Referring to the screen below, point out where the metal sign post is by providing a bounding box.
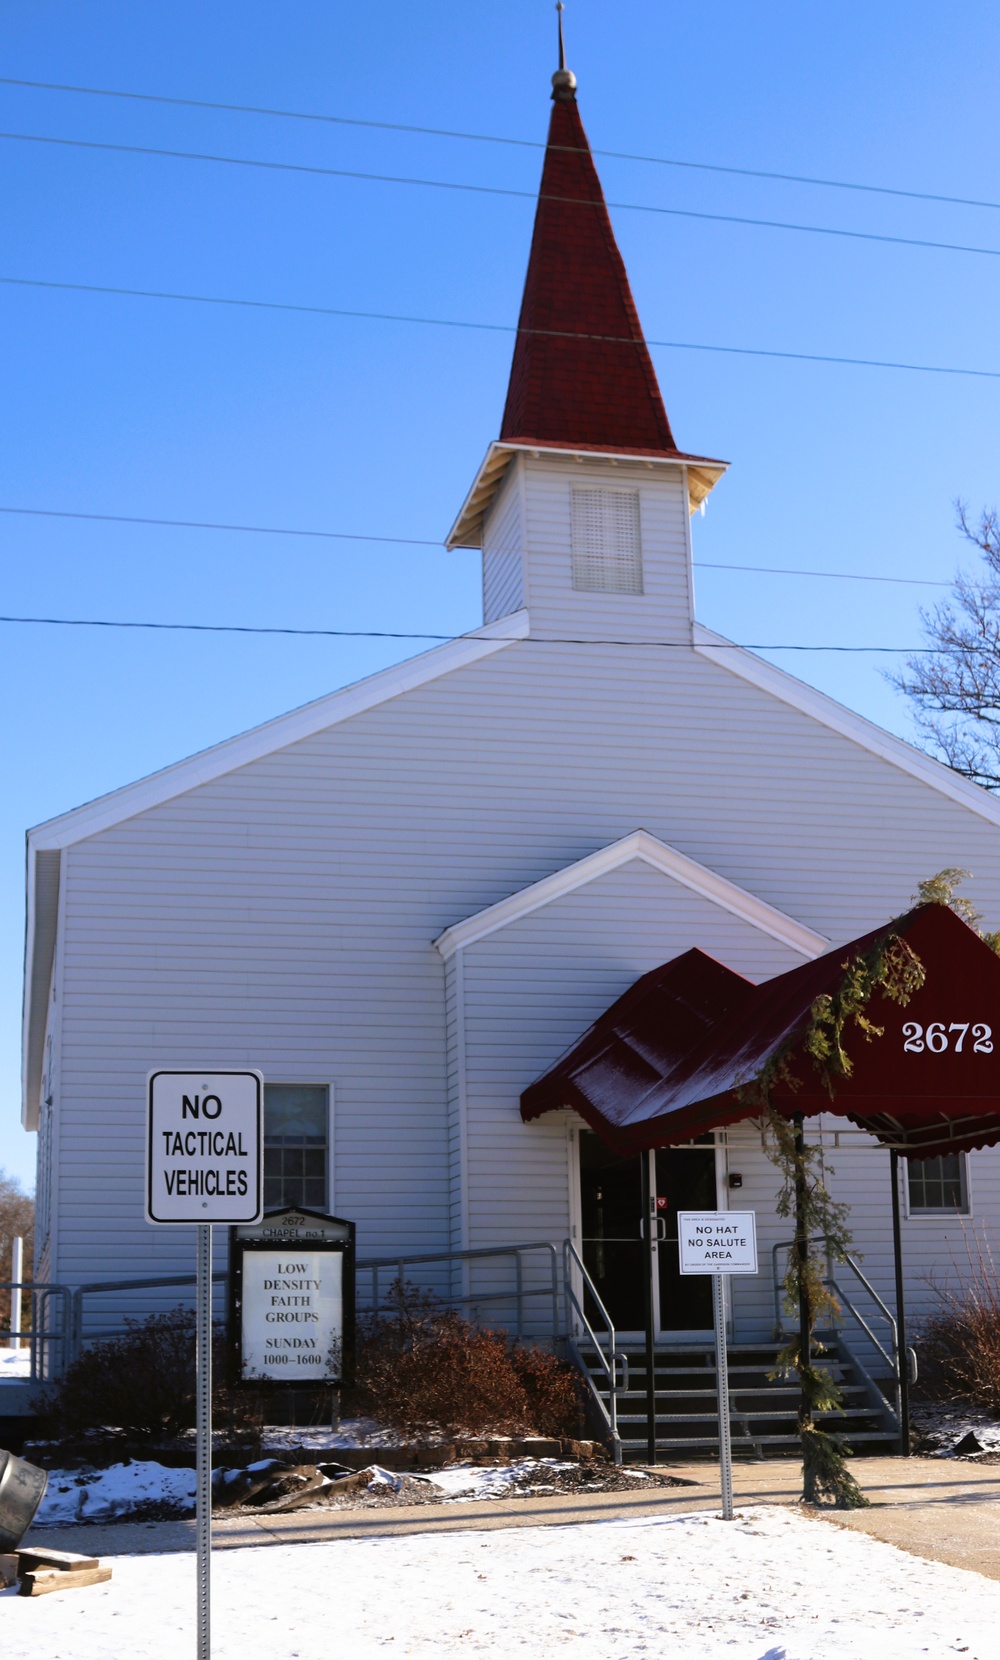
[196,1224,212,1658]
[711,1272,734,1518]
[677,1210,758,1522]
[146,1070,263,1660]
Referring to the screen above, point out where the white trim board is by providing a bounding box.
[28,613,530,852]
[433,829,828,961]
[693,622,1000,829]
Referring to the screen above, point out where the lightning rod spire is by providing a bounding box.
[552,3,577,100]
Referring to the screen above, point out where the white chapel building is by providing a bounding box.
[21,57,1000,1447]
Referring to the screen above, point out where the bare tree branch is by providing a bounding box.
[889,503,1000,789]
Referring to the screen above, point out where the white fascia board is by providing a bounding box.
[28,613,529,853]
[446,441,723,548]
[434,828,828,960]
[693,622,1000,829]
[21,843,38,1128]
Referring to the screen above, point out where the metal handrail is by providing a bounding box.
[771,1240,898,1346]
[771,1236,903,1427]
[356,1241,561,1341]
[69,1271,229,1362]
[0,1282,73,1382]
[563,1239,627,1464]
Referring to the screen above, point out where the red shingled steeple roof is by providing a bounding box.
[500,84,679,456]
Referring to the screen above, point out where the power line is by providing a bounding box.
[6,128,1000,262]
[0,612,946,651]
[696,561,949,589]
[0,505,442,548]
[4,275,998,384]
[5,74,1000,217]
[0,506,953,588]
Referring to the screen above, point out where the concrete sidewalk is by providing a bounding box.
[21,1456,1000,1577]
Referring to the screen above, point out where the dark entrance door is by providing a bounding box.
[578,1132,718,1336]
[654,1145,716,1335]
[578,1131,645,1333]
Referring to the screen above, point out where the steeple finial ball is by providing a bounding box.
[552,1,577,100]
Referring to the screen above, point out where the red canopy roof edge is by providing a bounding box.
[521,904,1000,1158]
[500,89,679,456]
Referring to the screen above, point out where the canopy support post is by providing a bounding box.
[889,1148,910,1456]
[640,1151,657,1464]
[792,1114,816,1499]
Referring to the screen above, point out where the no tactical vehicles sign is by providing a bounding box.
[146,1070,263,1224]
[677,1211,758,1275]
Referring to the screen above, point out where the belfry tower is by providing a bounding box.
[448,22,727,645]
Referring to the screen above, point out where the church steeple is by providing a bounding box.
[447,37,726,556]
[500,31,679,457]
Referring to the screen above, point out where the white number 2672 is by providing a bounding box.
[902,1021,993,1054]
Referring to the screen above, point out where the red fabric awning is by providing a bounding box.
[520,904,1000,1158]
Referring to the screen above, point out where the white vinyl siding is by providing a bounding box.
[482,471,524,623]
[45,575,1000,1320]
[571,487,643,594]
[519,456,692,642]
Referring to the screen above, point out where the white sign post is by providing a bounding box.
[146,1070,263,1660]
[677,1211,758,1521]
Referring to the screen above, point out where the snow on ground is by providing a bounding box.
[34,1462,196,1525]
[30,1457,598,1522]
[5,1505,999,1659]
[0,1346,31,1378]
[419,1457,592,1499]
[913,1402,1000,1456]
[263,1417,404,1451]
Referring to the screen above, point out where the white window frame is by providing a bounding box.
[903,1149,972,1219]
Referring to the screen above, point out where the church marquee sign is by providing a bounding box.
[230,1207,355,1389]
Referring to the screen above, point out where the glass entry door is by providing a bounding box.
[578,1131,718,1339]
[578,1131,646,1333]
[654,1145,716,1337]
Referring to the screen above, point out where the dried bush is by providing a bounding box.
[916,1240,1000,1412]
[349,1279,583,1439]
[44,1306,263,1440]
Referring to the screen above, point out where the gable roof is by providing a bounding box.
[20,612,528,1128]
[693,621,1000,827]
[23,610,1000,1130]
[27,613,528,853]
[433,829,829,960]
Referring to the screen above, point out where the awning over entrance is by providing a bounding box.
[521,903,1000,1157]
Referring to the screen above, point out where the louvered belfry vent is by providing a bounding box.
[571,487,643,594]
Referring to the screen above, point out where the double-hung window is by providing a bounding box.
[907,1152,970,1216]
[263,1084,330,1212]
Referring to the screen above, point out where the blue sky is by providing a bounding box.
[3,1,1000,1187]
